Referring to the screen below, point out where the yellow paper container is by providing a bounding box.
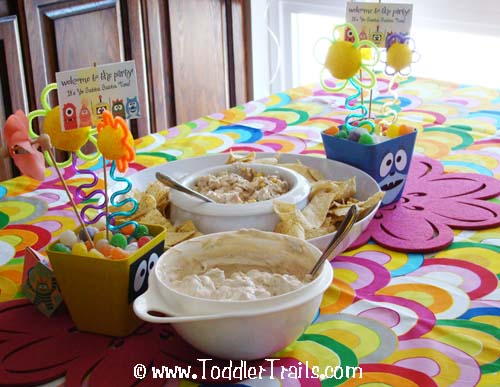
[47,224,166,337]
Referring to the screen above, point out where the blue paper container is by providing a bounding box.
[321,130,417,206]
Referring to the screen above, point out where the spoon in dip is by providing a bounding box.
[309,205,358,276]
[156,172,215,203]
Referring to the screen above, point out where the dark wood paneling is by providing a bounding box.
[169,0,229,123]
[0,14,29,180]
[23,0,151,137]
[142,0,175,131]
[0,1,9,16]
[53,7,121,71]
[232,0,252,104]
[0,0,253,180]
[124,0,150,137]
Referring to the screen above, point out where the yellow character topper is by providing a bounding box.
[320,23,380,93]
[383,33,420,76]
[378,33,420,129]
[27,83,99,168]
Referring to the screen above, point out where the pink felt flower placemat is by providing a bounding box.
[351,155,500,253]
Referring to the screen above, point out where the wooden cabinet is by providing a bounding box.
[168,0,251,123]
[0,2,29,180]
[22,0,150,133]
[0,0,252,179]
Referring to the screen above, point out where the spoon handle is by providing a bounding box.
[309,205,358,276]
[155,172,215,203]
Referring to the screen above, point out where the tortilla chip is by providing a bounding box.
[357,191,385,217]
[302,190,337,228]
[226,151,256,164]
[310,180,340,197]
[272,159,385,240]
[133,194,157,219]
[305,227,335,239]
[145,181,169,204]
[251,157,279,165]
[273,201,312,229]
[273,201,297,217]
[280,161,325,183]
[165,230,196,246]
[330,191,385,217]
[137,209,175,230]
[307,167,325,182]
[275,219,305,239]
[110,200,133,214]
[334,177,357,201]
[130,188,144,202]
[330,206,352,217]
[279,163,316,183]
[176,220,197,233]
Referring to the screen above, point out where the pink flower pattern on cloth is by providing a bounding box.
[350,155,500,253]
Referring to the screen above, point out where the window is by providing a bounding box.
[251,0,500,98]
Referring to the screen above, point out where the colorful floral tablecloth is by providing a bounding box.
[1,75,500,386]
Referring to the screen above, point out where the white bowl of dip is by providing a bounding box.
[133,229,333,360]
[169,163,310,234]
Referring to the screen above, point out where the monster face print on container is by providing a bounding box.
[321,130,417,206]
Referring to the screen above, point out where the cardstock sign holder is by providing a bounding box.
[321,1,416,206]
[37,60,155,337]
[345,1,413,48]
[55,60,141,129]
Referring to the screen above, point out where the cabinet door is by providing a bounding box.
[0,10,29,180]
[22,0,151,137]
[167,0,251,124]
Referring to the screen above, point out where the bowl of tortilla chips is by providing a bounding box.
[113,152,384,254]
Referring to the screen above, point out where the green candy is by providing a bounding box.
[359,133,375,144]
[110,233,128,249]
[134,224,149,238]
[53,243,71,253]
[336,130,349,139]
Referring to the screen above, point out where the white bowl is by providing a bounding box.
[125,152,382,253]
[133,229,333,360]
[169,163,310,234]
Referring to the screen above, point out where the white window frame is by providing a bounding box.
[251,0,500,97]
[252,0,346,98]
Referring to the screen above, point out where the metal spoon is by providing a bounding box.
[309,205,358,276]
[155,172,215,203]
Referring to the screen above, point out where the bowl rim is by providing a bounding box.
[169,163,311,216]
[135,261,333,323]
[119,152,383,247]
[154,229,330,305]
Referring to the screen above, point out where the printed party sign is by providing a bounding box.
[56,60,140,130]
[345,2,413,46]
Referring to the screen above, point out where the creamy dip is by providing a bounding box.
[194,167,289,204]
[170,268,307,300]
